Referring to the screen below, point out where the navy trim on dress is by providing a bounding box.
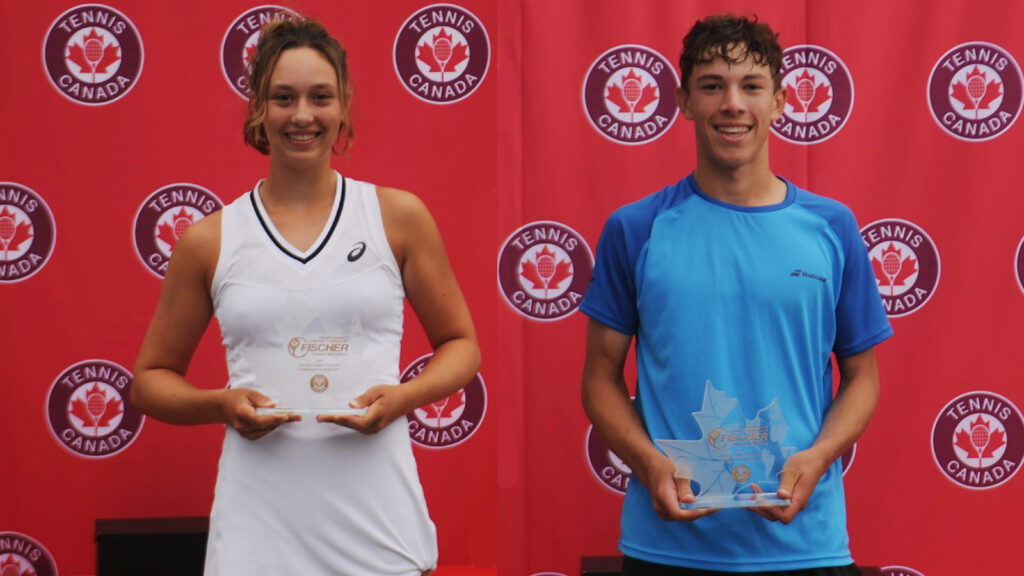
[250,176,346,264]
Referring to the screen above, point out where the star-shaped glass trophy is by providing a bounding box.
[655,381,793,509]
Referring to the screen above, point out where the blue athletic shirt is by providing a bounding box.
[580,174,892,572]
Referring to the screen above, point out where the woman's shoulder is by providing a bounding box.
[182,209,222,244]
[373,186,440,268]
[375,185,426,210]
[173,210,222,270]
[375,185,432,227]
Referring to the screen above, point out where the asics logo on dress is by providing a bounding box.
[347,242,367,262]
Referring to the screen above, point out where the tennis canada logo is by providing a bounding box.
[928,42,1023,141]
[498,221,593,321]
[222,5,300,99]
[394,4,490,104]
[587,425,631,493]
[1015,235,1024,294]
[882,567,926,576]
[932,391,1023,490]
[402,354,486,449]
[133,183,223,278]
[841,443,856,476]
[772,45,854,144]
[0,532,58,576]
[43,4,143,106]
[861,218,940,317]
[47,360,144,459]
[583,44,679,145]
[0,183,56,284]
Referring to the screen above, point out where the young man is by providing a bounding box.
[580,15,892,576]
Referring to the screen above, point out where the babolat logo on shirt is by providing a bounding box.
[789,269,828,282]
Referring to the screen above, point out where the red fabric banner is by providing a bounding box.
[2,1,1022,575]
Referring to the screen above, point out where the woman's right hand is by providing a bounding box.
[220,388,300,440]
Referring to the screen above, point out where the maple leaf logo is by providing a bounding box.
[871,242,918,296]
[156,208,196,252]
[244,42,258,68]
[416,28,469,82]
[520,245,573,298]
[655,381,795,499]
[70,383,124,437]
[951,65,1003,119]
[785,69,832,120]
[954,415,1007,468]
[0,206,33,260]
[606,69,659,122]
[0,554,34,576]
[419,390,466,428]
[608,450,632,474]
[67,28,121,83]
[0,554,33,576]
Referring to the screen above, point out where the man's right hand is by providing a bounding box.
[641,453,719,522]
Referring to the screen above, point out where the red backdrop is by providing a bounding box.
[3,1,1023,575]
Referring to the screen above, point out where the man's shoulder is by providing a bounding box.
[607,176,694,229]
[790,183,855,216]
[788,183,863,233]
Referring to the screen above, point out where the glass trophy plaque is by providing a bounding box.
[655,381,793,509]
[244,338,367,417]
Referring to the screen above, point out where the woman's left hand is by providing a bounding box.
[316,383,412,434]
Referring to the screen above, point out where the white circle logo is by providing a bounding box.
[772,45,854,144]
[43,4,144,106]
[394,4,490,104]
[582,44,679,145]
[928,42,1023,141]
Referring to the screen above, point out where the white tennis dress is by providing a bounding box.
[204,173,437,575]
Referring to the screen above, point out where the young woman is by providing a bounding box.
[132,18,480,575]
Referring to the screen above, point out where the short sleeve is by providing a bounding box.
[580,209,644,335]
[832,209,893,356]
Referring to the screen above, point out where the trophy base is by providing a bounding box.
[254,407,368,416]
[680,492,791,510]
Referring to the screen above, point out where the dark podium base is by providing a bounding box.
[582,556,624,575]
[96,517,209,576]
[581,557,883,576]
